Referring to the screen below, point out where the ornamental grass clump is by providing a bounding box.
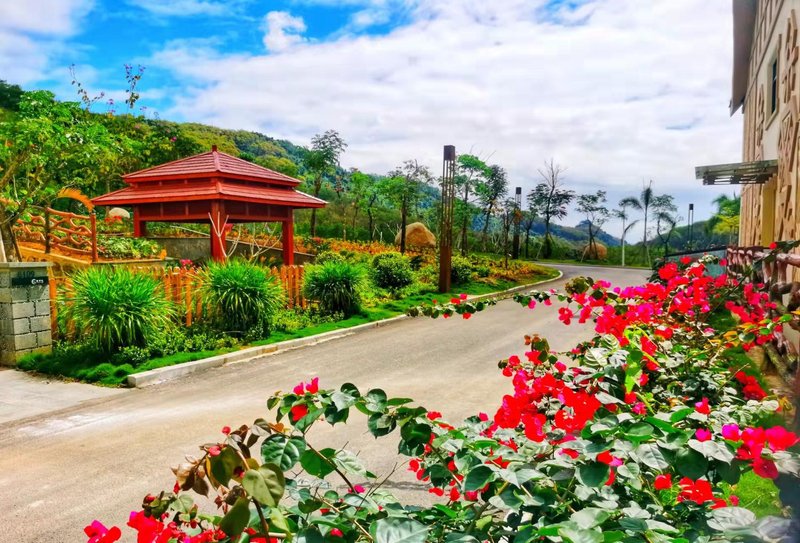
[303,260,365,316]
[370,251,414,294]
[198,259,284,336]
[60,267,175,353]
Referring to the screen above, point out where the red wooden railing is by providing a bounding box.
[15,206,98,262]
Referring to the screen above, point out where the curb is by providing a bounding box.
[127,270,564,388]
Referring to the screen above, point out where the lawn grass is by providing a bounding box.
[722,470,784,517]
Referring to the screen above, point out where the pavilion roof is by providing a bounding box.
[92,181,326,208]
[122,145,301,186]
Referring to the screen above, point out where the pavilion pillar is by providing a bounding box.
[282,214,294,266]
[210,203,227,262]
[133,208,147,238]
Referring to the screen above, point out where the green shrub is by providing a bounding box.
[450,255,474,285]
[59,267,175,352]
[474,264,491,278]
[315,251,346,265]
[303,261,365,316]
[198,259,284,335]
[370,252,414,294]
[110,345,150,367]
[97,235,162,259]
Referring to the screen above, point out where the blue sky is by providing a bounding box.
[0,0,743,235]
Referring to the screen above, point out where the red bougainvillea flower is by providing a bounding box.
[695,428,712,442]
[765,426,799,451]
[208,445,221,457]
[694,397,710,415]
[753,456,779,479]
[306,377,319,394]
[769,242,778,250]
[463,312,472,320]
[596,450,623,466]
[449,487,460,501]
[677,477,715,504]
[290,404,309,422]
[459,293,468,300]
[658,262,679,281]
[428,487,444,496]
[221,426,231,435]
[554,361,566,372]
[84,521,122,543]
[654,474,672,490]
[558,307,574,325]
[330,528,344,538]
[353,484,366,493]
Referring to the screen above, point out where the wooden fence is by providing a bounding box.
[49,265,305,339]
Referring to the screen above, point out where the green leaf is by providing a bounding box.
[368,413,397,437]
[387,397,414,406]
[635,443,669,470]
[444,534,480,543]
[688,440,734,463]
[577,462,610,488]
[269,507,290,533]
[333,449,368,476]
[570,508,612,529]
[219,497,250,539]
[624,422,654,442]
[261,434,306,471]
[644,416,679,434]
[364,389,388,413]
[716,460,741,484]
[669,408,694,422]
[707,507,757,531]
[373,518,429,543]
[332,389,358,411]
[242,464,285,507]
[300,447,336,478]
[675,448,708,479]
[465,465,495,492]
[210,447,242,487]
[559,527,604,543]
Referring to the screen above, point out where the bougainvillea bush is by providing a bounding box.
[86,256,800,543]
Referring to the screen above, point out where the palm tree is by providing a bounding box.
[613,203,639,267]
[620,181,655,265]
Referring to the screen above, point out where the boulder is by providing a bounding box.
[108,207,131,220]
[395,222,436,249]
[581,242,607,260]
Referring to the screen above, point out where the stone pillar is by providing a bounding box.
[0,262,53,366]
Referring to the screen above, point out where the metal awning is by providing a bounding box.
[696,160,778,185]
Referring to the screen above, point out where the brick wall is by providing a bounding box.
[0,262,52,366]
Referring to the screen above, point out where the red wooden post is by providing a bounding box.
[90,212,98,262]
[282,213,294,266]
[210,202,227,262]
[133,208,147,238]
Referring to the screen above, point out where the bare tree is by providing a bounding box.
[527,160,574,259]
[576,190,609,261]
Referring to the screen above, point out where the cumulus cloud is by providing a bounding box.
[262,11,308,53]
[150,0,742,231]
[125,0,252,17]
[0,0,93,84]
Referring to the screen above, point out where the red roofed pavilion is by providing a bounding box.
[92,145,325,264]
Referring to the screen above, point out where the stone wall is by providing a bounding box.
[150,237,315,265]
[0,262,52,366]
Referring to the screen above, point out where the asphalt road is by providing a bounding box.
[0,264,648,542]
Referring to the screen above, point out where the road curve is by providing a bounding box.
[0,264,648,542]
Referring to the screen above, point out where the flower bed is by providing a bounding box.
[84,255,799,542]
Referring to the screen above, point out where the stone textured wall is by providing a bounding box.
[0,262,52,366]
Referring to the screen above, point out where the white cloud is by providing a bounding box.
[262,11,308,53]
[125,0,241,17]
[152,0,740,233]
[0,0,93,84]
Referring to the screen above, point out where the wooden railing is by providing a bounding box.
[50,265,306,340]
[726,246,800,386]
[15,206,98,262]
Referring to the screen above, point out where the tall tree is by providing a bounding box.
[576,190,609,261]
[520,207,538,259]
[652,194,679,257]
[613,200,639,267]
[708,193,741,244]
[527,160,574,259]
[0,91,119,261]
[347,169,381,241]
[620,180,655,265]
[381,160,432,254]
[0,80,23,111]
[475,164,508,251]
[455,154,489,255]
[304,129,347,237]
[499,198,519,267]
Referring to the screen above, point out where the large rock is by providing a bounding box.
[108,207,131,220]
[395,222,436,249]
[581,242,607,260]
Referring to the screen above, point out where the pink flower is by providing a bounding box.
[632,402,646,415]
[208,445,221,457]
[694,397,711,415]
[721,424,741,441]
[330,528,344,538]
[221,426,231,435]
[528,299,536,309]
[695,428,712,442]
[459,293,468,300]
[554,361,567,372]
[353,484,366,493]
[766,426,799,451]
[84,521,122,543]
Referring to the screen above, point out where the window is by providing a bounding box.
[770,55,779,115]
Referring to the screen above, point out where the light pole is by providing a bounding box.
[439,145,456,293]
[512,187,521,260]
[687,203,694,250]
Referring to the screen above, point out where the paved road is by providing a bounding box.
[0,265,648,542]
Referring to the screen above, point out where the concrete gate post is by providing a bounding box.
[0,262,53,366]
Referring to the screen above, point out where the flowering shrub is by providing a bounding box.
[87,256,800,542]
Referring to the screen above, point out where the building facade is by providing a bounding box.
[735,0,800,245]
